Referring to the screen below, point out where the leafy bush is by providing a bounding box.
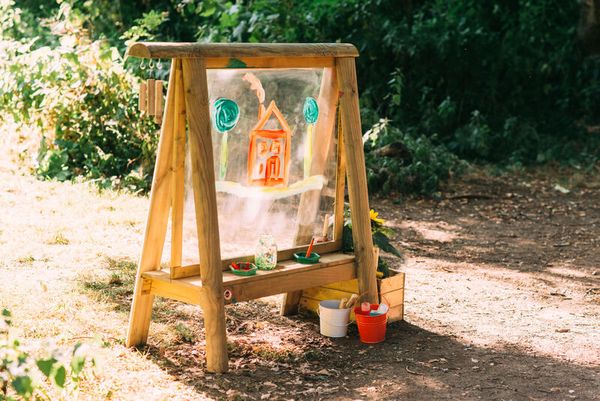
[0,3,157,192]
[4,0,600,194]
[1,309,94,400]
[122,0,599,192]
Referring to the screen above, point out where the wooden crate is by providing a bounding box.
[298,270,405,322]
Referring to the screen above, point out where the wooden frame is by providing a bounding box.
[126,43,377,373]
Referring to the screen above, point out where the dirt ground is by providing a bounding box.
[1,161,599,401]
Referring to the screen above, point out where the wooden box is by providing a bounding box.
[298,270,405,322]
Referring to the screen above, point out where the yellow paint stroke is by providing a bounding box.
[216,175,325,200]
[304,124,313,179]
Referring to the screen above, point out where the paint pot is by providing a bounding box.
[354,304,388,344]
[293,252,320,264]
[318,300,351,338]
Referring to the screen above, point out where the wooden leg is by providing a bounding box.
[336,57,378,304]
[127,60,179,347]
[170,63,186,277]
[281,67,339,316]
[182,58,229,373]
[281,290,303,315]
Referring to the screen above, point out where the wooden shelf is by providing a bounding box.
[142,252,356,305]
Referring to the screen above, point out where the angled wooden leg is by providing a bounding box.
[336,57,378,305]
[281,67,339,316]
[182,58,229,373]
[126,60,179,347]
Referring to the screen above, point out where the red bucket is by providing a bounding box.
[354,304,387,344]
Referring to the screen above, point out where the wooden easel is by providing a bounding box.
[125,43,378,373]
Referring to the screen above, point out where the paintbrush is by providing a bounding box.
[344,294,359,309]
[305,237,316,258]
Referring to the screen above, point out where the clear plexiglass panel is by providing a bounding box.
[181,68,339,262]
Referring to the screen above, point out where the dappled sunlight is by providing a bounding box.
[399,221,462,243]
[1,166,599,399]
[546,265,595,280]
[403,256,600,366]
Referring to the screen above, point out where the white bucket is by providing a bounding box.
[318,300,351,338]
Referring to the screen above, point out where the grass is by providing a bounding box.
[48,231,70,245]
[0,165,206,400]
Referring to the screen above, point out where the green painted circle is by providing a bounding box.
[303,97,319,124]
[212,98,240,133]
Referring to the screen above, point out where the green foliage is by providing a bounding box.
[363,119,464,194]
[0,3,157,192]
[342,207,401,278]
[2,0,599,194]
[1,309,94,400]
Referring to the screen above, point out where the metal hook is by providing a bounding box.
[139,59,146,71]
[148,59,155,71]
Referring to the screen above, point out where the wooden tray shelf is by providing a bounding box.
[141,252,356,306]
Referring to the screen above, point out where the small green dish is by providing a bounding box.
[229,262,257,276]
[293,252,321,264]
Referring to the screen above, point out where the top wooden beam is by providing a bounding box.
[127,42,359,59]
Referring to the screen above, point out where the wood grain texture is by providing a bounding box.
[170,60,186,277]
[138,81,147,112]
[379,288,404,307]
[126,63,177,347]
[333,111,346,242]
[379,272,405,294]
[335,57,379,305]
[143,253,355,303]
[127,42,358,59]
[146,275,206,306]
[205,56,334,69]
[154,80,164,124]
[182,57,229,373]
[224,261,356,303]
[146,79,155,116]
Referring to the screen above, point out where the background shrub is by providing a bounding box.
[1,0,599,194]
[0,2,157,192]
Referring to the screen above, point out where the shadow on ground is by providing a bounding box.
[82,264,599,400]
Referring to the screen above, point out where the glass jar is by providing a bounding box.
[255,234,277,270]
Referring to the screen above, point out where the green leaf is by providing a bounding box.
[36,357,57,378]
[11,375,34,398]
[373,231,402,257]
[201,6,217,17]
[53,365,66,388]
[71,355,86,376]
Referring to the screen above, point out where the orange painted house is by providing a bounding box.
[247,101,292,187]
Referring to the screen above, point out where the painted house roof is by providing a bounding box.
[250,100,292,135]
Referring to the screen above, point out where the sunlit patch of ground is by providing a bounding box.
[398,221,462,243]
[2,160,600,400]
